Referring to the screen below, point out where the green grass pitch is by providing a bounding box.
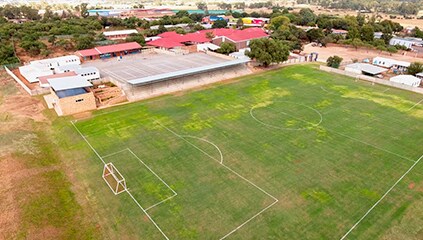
[71,64,423,239]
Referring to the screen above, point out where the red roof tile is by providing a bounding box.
[95,42,142,54]
[179,33,210,43]
[147,38,184,48]
[38,71,77,85]
[225,28,268,42]
[77,48,100,57]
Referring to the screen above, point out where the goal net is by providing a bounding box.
[102,162,127,195]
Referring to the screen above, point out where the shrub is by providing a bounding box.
[326,55,343,68]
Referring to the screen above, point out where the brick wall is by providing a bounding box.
[51,90,97,116]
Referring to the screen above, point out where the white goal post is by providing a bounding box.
[102,162,127,195]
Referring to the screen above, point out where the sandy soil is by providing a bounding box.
[304,43,423,63]
[0,74,50,239]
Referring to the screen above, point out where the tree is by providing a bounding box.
[360,24,374,42]
[299,8,316,26]
[75,35,94,50]
[79,3,89,18]
[269,15,290,30]
[196,2,208,11]
[326,55,343,68]
[407,62,423,76]
[48,35,57,45]
[56,39,74,51]
[212,19,227,29]
[176,10,189,18]
[347,27,360,40]
[246,38,289,67]
[216,42,236,54]
[306,28,324,42]
[0,43,19,65]
[126,33,145,46]
[205,32,215,39]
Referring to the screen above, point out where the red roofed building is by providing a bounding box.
[147,38,184,49]
[212,28,269,50]
[75,42,142,61]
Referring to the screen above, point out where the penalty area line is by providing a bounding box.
[71,121,170,240]
[407,98,423,111]
[155,120,278,240]
[339,153,423,240]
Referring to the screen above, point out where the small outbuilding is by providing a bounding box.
[390,75,421,87]
[345,63,388,76]
[46,76,96,116]
[372,57,410,72]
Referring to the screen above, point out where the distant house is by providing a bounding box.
[374,32,383,39]
[389,37,414,49]
[75,42,142,61]
[45,76,96,116]
[210,28,269,50]
[345,63,387,76]
[103,29,138,40]
[372,57,410,72]
[331,29,348,36]
[390,75,421,87]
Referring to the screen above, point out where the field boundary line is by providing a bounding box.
[101,148,178,211]
[326,129,415,163]
[407,98,423,111]
[155,120,278,240]
[71,121,170,240]
[126,148,178,211]
[340,153,423,240]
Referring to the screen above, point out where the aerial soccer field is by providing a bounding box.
[71,64,423,239]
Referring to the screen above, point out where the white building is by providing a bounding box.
[103,29,138,40]
[75,67,100,82]
[30,55,81,70]
[372,57,410,71]
[19,65,54,83]
[55,64,82,74]
[416,72,423,79]
[390,75,421,87]
[345,63,387,76]
[389,37,414,49]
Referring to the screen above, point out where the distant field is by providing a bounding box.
[70,64,423,239]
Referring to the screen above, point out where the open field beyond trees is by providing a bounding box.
[67,64,423,239]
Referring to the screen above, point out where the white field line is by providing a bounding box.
[326,129,415,163]
[340,154,423,240]
[251,106,414,163]
[71,121,105,165]
[126,190,170,240]
[407,98,423,111]
[180,135,224,164]
[126,148,178,211]
[102,148,178,211]
[155,121,278,240]
[320,86,338,95]
[382,88,390,93]
[249,101,323,131]
[72,121,170,240]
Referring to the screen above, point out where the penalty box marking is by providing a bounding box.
[155,121,278,240]
[102,148,178,212]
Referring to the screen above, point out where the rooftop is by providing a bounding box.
[38,71,77,85]
[48,75,93,91]
[76,42,142,57]
[103,29,138,36]
[346,63,388,75]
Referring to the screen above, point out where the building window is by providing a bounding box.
[76,99,84,102]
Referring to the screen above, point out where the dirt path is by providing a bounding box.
[304,44,423,63]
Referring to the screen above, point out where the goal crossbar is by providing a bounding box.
[103,162,127,195]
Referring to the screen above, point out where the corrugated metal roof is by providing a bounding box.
[75,66,99,75]
[38,71,77,85]
[346,63,387,75]
[95,42,142,54]
[128,59,249,86]
[390,75,421,85]
[48,75,92,91]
